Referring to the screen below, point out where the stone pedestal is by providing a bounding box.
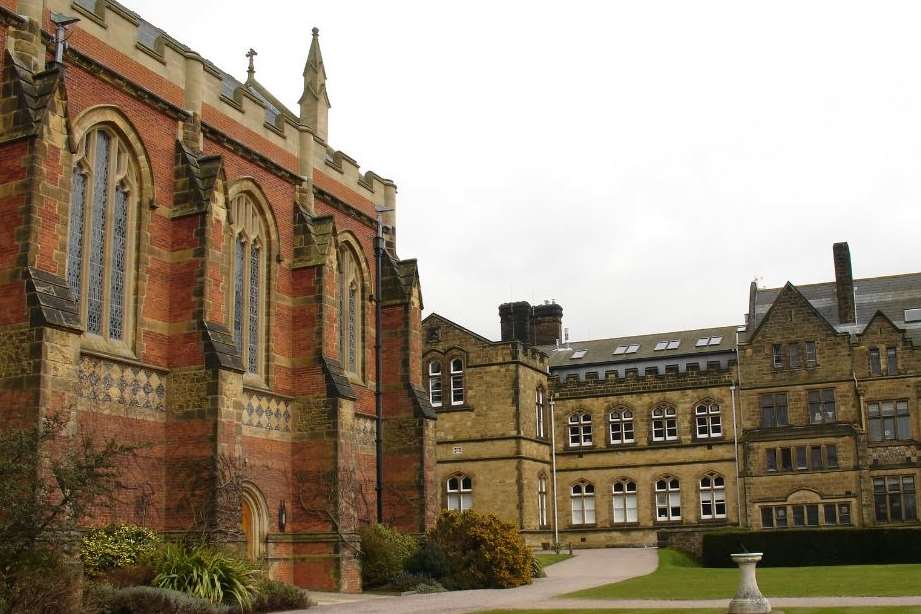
[728,552,771,613]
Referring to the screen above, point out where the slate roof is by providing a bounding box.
[538,325,739,369]
[751,272,921,343]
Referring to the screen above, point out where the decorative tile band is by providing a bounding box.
[79,355,166,413]
[243,390,292,432]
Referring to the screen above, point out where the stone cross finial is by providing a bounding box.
[246,48,257,79]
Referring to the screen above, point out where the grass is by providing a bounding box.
[567,549,921,599]
[536,553,573,567]
[479,609,921,614]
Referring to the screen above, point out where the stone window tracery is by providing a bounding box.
[337,244,363,378]
[66,125,139,350]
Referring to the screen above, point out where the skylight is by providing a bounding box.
[696,338,709,347]
[613,346,628,355]
[626,344,640,354]
[571,350,587,359]
[709,336,723,346]
[666,339,680,350]
[906,308,921,323]
[654,341,668,351]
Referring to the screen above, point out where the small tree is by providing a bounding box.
[0,413,136,609]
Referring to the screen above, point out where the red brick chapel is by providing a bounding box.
[0,0,436,591]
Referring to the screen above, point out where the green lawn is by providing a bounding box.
[479,609,921,614]
[536,553,573,567]
[566,549,921,599]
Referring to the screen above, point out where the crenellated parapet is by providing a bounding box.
[550,363,736,399]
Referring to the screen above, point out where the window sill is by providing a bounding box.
[609,522,641,529]
[437,404,474,413]
[650,438,681,446]
[655,519,683,525]
[606,440,638,449]
[81,347,167,374]
[567,523,597,529]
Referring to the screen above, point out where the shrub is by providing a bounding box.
[419,510,533,590]
[81,581,118,614]
[530,557,545,579]
[81,524,162,577]
[0,550,81,614]
[106,586,233,614]
[249,578,313,612]
[101,564,157,589]
[412,581,446,594]
[405,540,451,580]
[358,524,418,588]
[152,545,259,609]
[702,527,921,567]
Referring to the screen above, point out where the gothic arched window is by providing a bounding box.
[228,192,267,377]
[337,244,363,377]
[67,125,139,350]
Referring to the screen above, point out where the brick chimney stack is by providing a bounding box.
[499,301,532,345]
[532,301,564,346]
[833,242,856,324]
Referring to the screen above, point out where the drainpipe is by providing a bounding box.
[549,394,560,547]
[374,208,393,524]
[730,383,742,527]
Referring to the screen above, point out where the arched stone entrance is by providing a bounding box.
[240,483,268,561]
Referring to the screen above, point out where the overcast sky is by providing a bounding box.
[129,1,921,342]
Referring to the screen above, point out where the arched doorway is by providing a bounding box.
[240,483,268,561]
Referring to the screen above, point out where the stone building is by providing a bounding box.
[0,0,434,591]
[426,242,921,548]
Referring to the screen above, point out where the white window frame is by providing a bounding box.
[655,477,681,521]
[568,412,593,447]
[612,479,637,524]
[538,475,548,527]
[536,388,545,438]
[450,358,464,406]
[699,473,727,519]
[570,481,596,525]
[446,475,472,511]
[609,409,635,444]
[695,401,722,438]
[652,405,678,441]
[428,360,442,408]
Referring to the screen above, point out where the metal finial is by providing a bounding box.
[312,27,320,37]
[246,48,257,77]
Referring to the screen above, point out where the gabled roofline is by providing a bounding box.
[423,313,494,345]
[746,281,842,342]
[858,309,916,348]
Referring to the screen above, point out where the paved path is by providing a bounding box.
[301,548,658,613]
[293,548,921,613]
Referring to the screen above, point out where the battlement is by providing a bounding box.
[46,0,395,211]
[550,361,736,399]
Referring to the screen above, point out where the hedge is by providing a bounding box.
[702,528,921,567]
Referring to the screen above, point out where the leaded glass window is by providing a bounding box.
[337,244,364,378]
[228,193,267,377]
[66,126,138,347]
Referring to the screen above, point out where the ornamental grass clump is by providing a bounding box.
[152,545,260,610]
